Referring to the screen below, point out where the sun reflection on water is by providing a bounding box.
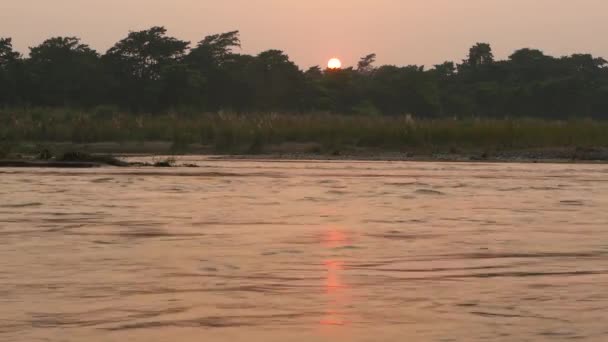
[319,226,352,329]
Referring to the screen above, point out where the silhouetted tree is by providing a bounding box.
[301,66,329,110]
[1,29,608,119]
[104,26,189,110]
[188,31,240,67]
[246,50,305,110]
[28,37,102,106]
[186,31,241,110]
[105,26,189,80]
[0,38,20,65]
[433,61,456,79]
[357,53,377,74]
[0,38,24,105]
[466,43,494,67]
[370,65,439,116]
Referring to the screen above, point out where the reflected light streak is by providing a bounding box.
[321,227,351,248]
[319,225,352,329]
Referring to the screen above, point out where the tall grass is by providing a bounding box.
[1,107,607,153]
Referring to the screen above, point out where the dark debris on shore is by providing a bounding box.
[0,150,199,168]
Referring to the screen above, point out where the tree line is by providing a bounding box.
[1,27,607,119]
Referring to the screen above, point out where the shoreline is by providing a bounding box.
[2,150,608,168]
[207,153,608,164]
[3,141,608,167]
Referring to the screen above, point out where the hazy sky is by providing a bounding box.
[2,0,607,69]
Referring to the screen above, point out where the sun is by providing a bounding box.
[327,58,342,69]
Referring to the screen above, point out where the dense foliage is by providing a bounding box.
[3,109,608,156]
[1,27,607,118]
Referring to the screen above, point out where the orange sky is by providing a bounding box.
[1,0,607,68]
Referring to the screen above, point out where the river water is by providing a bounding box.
[1,159,608,341]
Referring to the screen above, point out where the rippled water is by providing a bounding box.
[1,159,608,341]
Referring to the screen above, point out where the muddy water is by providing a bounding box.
[1,159,608,341]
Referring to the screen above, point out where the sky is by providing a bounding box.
[1,0,607,69]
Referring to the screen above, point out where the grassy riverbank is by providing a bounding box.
[2,108,608,161]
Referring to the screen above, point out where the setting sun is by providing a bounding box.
[327,58,342,69]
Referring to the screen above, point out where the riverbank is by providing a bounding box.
[3,111,608,166]
[2,142,608,167]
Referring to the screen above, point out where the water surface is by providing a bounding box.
[1,159,608,341]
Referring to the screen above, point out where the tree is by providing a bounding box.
[370,65,440,116]
[221,53,257,111]
[357,53,377,74]
[0,38,23,105]
[509,48,547,64]
[433,61,456,79]
[321,67,361,113]
[0,38,20,66]
[302,66,328,110]
[28,37,102,106]
[506,48,554,85]
[466,43,494,67]
[305,66,323,79]
[188,31,240,67]
[104,26,190,110]
[565,54,607,73]
[157,63,206,109]
[2,28,608,119]
[246,50,305,110]
[105,26,189,81]
[185,31,241,110]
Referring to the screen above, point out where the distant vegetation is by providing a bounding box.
[2,109,608,157]
[1,27,608,159]
[1,27,607,118]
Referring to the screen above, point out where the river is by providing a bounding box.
[1,159,607,341]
